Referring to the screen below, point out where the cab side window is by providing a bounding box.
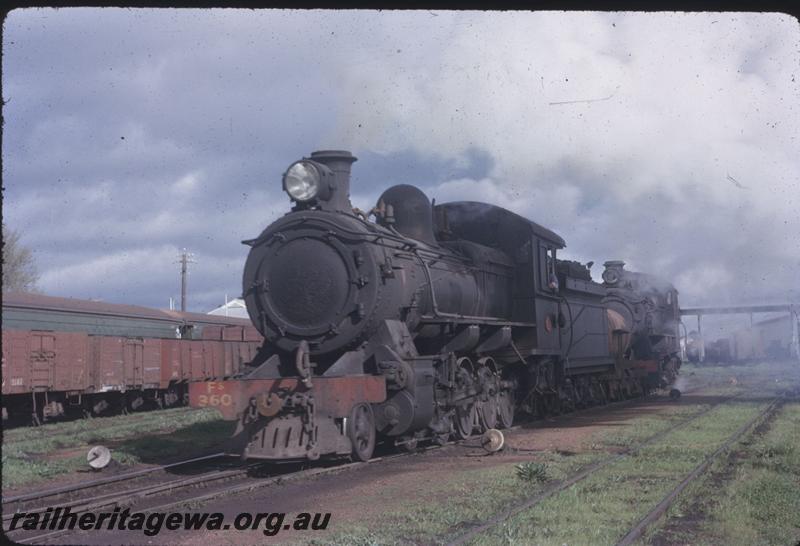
[539,245,558,292]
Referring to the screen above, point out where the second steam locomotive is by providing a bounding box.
[190,150,682,461]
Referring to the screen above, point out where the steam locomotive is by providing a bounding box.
[189,150,681,462]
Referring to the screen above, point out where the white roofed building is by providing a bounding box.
[207,298,249,319]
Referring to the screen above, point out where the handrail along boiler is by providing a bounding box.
[189,150,682,461]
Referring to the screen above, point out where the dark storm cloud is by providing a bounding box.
[3,8,352,310]
[3,9,798,321]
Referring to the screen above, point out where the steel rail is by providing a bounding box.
[7,464,255,523]
[4,463,266,544]
[3,452,226,509]
[615,396,783,546]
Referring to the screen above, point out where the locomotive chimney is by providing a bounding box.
[602,260,626,285]
[309,150,357,211]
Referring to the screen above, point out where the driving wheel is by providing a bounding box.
[455,403,476,439]
[497,388,515,429]
[347,403,376,462]
[479,396,499,431]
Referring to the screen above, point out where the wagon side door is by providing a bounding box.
[96,336,124,391]
[53,332,90,392]
[142,339,161,389]
[160,339,181,388]
[2,330,33,395]
[123,338,144,389]
[30,331,56,391]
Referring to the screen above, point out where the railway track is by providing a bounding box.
[444,388,760,546]
[615,396,784,546]
[2,382,717,545]
[4,447,424,545]
[443,390,782,546]
[3,462,263,544]
[2,452,229,519]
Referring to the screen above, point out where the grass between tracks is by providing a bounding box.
[305,450,604,546]
[1,407,236,491]
[646,400,800,546]
[470,399,770,546]
[465,362,797,546]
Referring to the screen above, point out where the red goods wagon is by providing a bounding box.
[200,325,224,340]
[226,341,261,376]
[2,294,264,425]
[222,326,244,341]
[52,332,91,394]
[120,338,162,390]
[1,330,91,395]
[202,340,224,380]
[2,330,93,423]
[92,336,125,392]
[2,330,264,425]
[243,326,261,342]
[2,330,36,395]
[182,340,207,382]
[160,339,184,388]
[195,340,258,381]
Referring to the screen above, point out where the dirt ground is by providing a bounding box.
[50,394,698,546]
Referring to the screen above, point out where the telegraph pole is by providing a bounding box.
[175,249,196,312]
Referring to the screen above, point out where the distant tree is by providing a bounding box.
[2,223,40,292]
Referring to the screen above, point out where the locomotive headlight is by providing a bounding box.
[284,161,321,202]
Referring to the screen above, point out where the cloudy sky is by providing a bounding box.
[3,9,798,334]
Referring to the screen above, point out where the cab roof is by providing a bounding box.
[435,201,566,250]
